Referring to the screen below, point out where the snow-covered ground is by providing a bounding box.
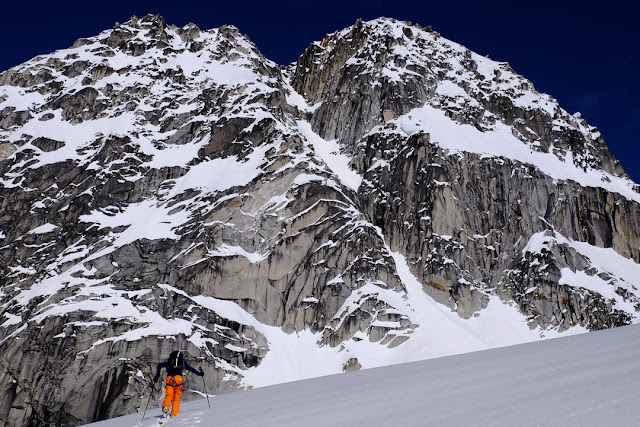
[92,324,640,426]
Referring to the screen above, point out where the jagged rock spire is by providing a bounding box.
[0,15,639,426]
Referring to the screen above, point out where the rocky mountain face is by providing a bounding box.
[1,14,639,426]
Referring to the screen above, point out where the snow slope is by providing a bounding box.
[2,15,640,425]
[92,324,640,426]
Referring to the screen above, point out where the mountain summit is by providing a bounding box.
[1,15,639,425]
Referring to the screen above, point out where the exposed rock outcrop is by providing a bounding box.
[0,15,639,426]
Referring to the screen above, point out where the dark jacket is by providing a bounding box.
[156,360,200,377]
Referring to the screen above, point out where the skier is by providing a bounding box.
[153,350,204,418]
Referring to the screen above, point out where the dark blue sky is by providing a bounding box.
[2,1,638,183]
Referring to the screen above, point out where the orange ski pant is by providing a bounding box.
[162,375,183,416]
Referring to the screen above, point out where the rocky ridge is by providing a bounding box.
[0,14,639,426]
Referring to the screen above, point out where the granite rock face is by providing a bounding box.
[1,15,639,425]
[290,17,640,326]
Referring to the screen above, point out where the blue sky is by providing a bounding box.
[2,0,638,182]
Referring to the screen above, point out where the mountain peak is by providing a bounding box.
[292,15,628,181]
[1,14,639,426]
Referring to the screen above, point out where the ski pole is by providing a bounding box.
[200,366,211,409]
[141,384,155,422]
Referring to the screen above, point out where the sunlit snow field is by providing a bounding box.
[92,324,640,426]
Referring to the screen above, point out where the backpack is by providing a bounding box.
[167,350,184,375]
